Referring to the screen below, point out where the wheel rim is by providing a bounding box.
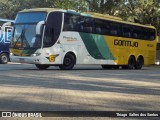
[64,58,72,66]
[1,55,8,63]
[60,54,75,70]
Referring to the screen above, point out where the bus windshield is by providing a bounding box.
[11,12,46,49]
[15,12,46,24]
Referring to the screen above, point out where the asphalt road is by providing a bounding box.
[0,63,160,119]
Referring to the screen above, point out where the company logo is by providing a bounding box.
[114,39,138,47]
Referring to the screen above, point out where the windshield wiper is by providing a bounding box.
[14,26,30,48]
[14,27,25,48]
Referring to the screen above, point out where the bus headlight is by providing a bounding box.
[31,53,41,57]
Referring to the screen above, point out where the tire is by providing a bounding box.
[135,56,144,69]
[59,53,76,70]
[35,64,50,70]
[127,56,136,69]
[0,53,9,64]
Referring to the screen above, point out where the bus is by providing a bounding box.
[10,8,157,70]
[0,18,14,64]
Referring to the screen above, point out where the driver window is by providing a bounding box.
[43,12,62,47]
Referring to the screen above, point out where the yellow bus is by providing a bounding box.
[10,8,157,70]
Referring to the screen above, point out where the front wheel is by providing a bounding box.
[59,53,76,70]
[0,53,9,64]
[35,64,50,70]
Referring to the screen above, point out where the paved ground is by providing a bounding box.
[0,63,160,120]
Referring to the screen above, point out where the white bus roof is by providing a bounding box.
[18,8,155,29]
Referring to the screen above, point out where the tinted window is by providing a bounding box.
[110,22,119,36]
[63,13,94,33]
[132,27,142,39]
[94,19,110,35]
[149,29,156,40]
[63,13,81,31]
[63,13,156,40]
[80,17,94,33]
[44,12,62,47]
[123,25,132,38]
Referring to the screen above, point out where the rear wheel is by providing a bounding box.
[35,64,50,70]
[0,53,9,64]
[135,56,144,69]
[59,53,76,70]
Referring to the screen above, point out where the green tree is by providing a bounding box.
[118,0,160,33]
[54,0,88,12]
[85,0,124,15]
[0,0,160,33]
[0,0,56,19]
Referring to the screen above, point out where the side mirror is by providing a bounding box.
[36,21,45,35]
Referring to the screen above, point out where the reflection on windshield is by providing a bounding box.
[11,24,42,48]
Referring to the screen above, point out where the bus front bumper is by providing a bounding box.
[10,55,60,65]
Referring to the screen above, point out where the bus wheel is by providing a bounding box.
[127,56,135,69]
[135,56,144,69]
[0,53,9,64]
[59,53,76,70]
[35,64,50,70]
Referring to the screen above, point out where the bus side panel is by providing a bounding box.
[104,35,157,65]
[60,32,116,65]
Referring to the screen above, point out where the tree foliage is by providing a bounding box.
[85,0,124,15]
[0,0,160,33]
[119,0,160,32]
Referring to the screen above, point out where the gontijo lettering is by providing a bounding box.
[114,39,138,47]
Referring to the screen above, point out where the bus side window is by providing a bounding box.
[63,14,74,31]
[95,19,110,35]
[96,27,101,34]
[81,17,93,33]
[123,25,132,38]
[137,27,155,40]
[149,29,156,40]
[132,26,141,39]
[110,22,118,36]
[143,28,150,40]
[63,13,84,32]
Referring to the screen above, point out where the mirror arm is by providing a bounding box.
[36,21,45,35]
